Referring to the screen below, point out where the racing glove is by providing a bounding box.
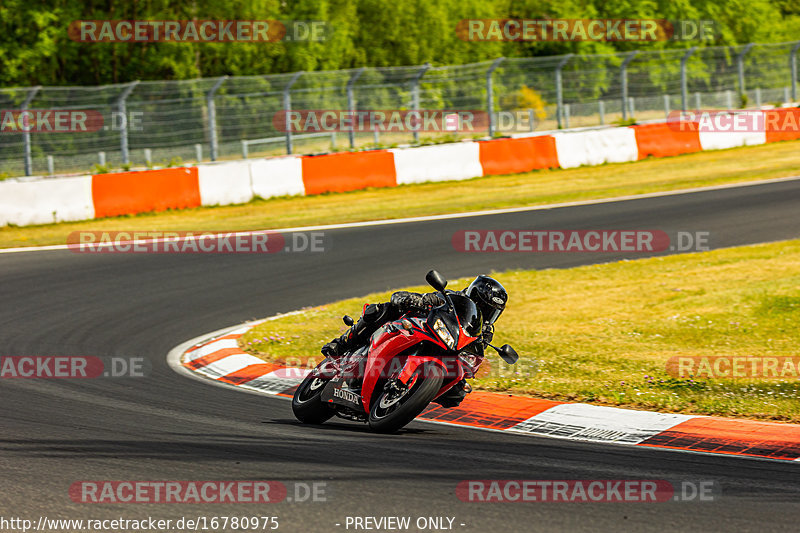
[390,291,444,313]
[480,324,494,348]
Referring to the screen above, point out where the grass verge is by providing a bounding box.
[240,239,800,422]
[3,139,800,249]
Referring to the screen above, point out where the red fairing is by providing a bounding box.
[452,307,479,350]
[456,332,478,350]
[360,320,446,410]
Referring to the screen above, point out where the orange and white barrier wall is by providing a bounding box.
[2,115,800,228]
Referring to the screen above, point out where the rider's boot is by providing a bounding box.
[321,304,387,358]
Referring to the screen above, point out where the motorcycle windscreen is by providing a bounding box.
[450,294,482,337]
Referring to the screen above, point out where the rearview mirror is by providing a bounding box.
[425,270,448,292]
[342,315,354,326]
[498,344,518,364]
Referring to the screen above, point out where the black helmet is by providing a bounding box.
[464,275,507,325]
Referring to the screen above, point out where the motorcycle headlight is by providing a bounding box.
[433,318,456,349]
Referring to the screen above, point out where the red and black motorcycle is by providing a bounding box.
[291,270,518,433]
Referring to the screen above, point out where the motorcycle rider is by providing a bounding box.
[321,275,508,407]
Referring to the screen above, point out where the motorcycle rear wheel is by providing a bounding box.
[368,363,444,433]
[292,369,336,424]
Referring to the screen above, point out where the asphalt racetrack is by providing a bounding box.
[1,179,799,532]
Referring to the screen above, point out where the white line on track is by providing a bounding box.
[4,174,800,254]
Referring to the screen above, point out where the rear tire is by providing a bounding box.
[368,363,443,433]
[292,370,335,424]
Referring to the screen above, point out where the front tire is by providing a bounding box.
[368,363,444,433]
[292,370,336,424]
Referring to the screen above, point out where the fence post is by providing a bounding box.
[554,53,573,129]
[620,51,639,121]
[46,155,54,175]
[791,42,800,101]
[736,43,754,104]
[346,67,365,149]
[663,94,670,119]
[411,63,430,144]
[21,86,41,176]
[117,80,139,166]
[283,71,304,155]
[206,76,227,162]
[598,100,605,125]
[486,57,504,137]
[680,47,697,112]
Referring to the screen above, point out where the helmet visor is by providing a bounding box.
[483,306,503,325]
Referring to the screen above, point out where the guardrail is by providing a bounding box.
[242,132,337,158]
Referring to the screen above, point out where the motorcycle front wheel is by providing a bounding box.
[368,363,444,433]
